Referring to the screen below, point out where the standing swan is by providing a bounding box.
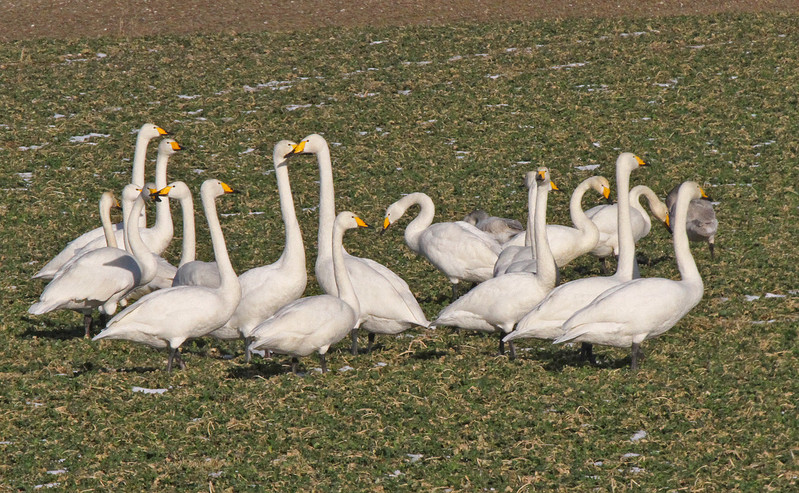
[494,175,610,275]
[93,179,242,372]
[585,185,670,271]
[216,141,307,355]
[33,123,168,279]
[665,183,718,259]
[554,181,710,370]
[29,185,159,337]
[432,168,559,357]
[287,134,429,355]
[505,153,648,357]
[382,192,502,300]
[248,212,369,373]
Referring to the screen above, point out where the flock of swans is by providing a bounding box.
[28,123,718,373]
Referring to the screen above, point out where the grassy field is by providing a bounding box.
[1,13,798,491]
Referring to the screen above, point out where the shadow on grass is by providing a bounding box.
[19,315,87,340]
[227,358,292,379]
[515,344,633,371]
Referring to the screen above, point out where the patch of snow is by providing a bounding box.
[622,453,640,458]
[338,365,354,372]
[765,293,785,298]
[550,62,588,70]
[407,454,423,463]
[34,483,61,489]
[576,164,600,171]
[69,133,110,143]
[177,94,201,99]
[132,386,168,394]
[46,469,67,475]
[630,430,647,442]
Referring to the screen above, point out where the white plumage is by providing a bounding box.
[33,123,168,280]
[93,179,241,372]
[248,212,369,373]
[291,134,430,354]
[554,181,709,370]
[432,168,559,357]
[29,185,159,337]
[506,153,648,353]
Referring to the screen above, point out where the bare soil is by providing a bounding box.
[1,0,797,42]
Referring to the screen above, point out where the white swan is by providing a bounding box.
[248,212,369,373]
[383,192,502,300]
[213,141,307,354]
[29,185,159,337]
[93,179,242,372]
[553,181,709,369]
[167,181,221,289]
[432,168,559,357]
[462,210,524,244]
[33,123,168,279]
[665,183,718,259]
[505,153,647,357]
[494,175,610,276]
[585,185,669,271]
[289,134,430,354]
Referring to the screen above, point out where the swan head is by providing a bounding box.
[157,138,182,157]
[155,181,192,200]
[535,167,560,191]
[590,176,612,202]
[336,211,370,232]
[100,191,122,211]
[138,123,170,140]
[462,210,489,225]
[382,198,409,232]
[285,134,327,158]
[201,179,240,198]
[273,140,298,165]
[617,152,648,173]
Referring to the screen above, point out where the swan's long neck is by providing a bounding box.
[533,182,557,287]
[331,222,359,314]
[524,182,537,249]
[630,185,655,230]
[399,193,435,253]
[275,162,305,269]
[177,193,196,267]
[614,164,636,281]
[100,194,118,249]
[151,153,174,243]
[130,131,150,226]
[201,188,238,297]
[672,187,702,286]
[125,195,157,284]
[569,179,597,236]
[315,143,336,263]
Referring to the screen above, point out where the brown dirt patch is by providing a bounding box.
[1,0,798,42]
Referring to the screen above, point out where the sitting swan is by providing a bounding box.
[33,123,168,280]
[29,185,159,337]
[504,153,647,358]
[554,181,710,370]
[432,168,559,357]
[665,182,718,259]
[288,134,430,355]
[462,209,524,244]
[494,175,610,276]
[585,185,669,272]
[93,179,241,372]
[383,192,502,301]
[248,212,369,373]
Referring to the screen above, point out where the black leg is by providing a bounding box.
[631,343,644,370]
[320,353,327,373]
[243,336,253,363]
[498,331,505,356]
[291,357,299,374]
[367,332,376,353]
[167,346,176,372]
[508,340,517,360]
[83,313,93,339]
[350,328,359,355]
[175,349,186,370]
[599,257,609,275]
[451,283,460,302]
[580,343,596,365]
[709,242,715,260]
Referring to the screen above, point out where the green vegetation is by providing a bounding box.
[1,13,797,491]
